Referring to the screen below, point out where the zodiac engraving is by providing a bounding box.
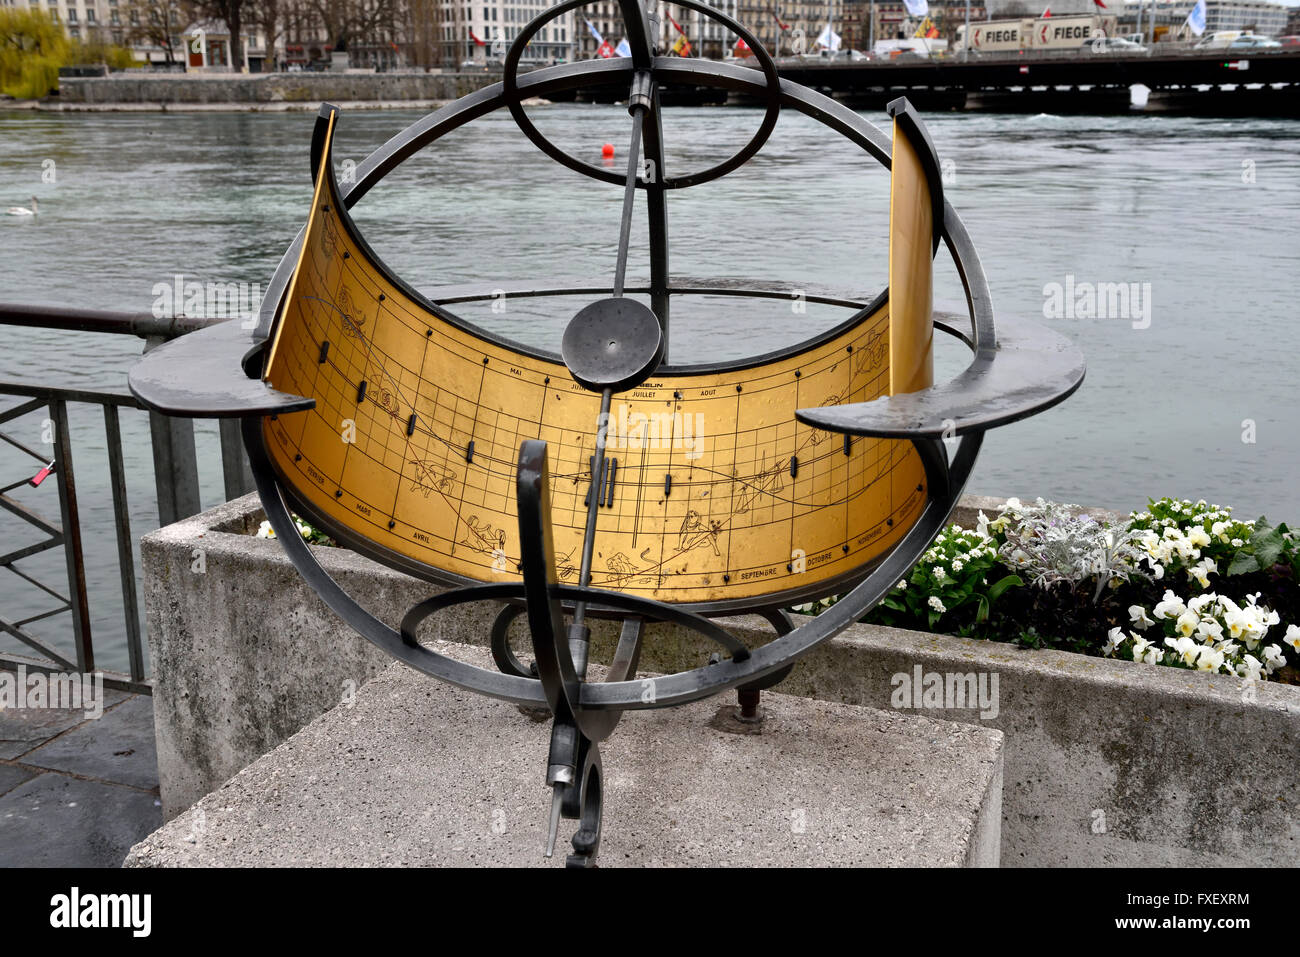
[320,210,339,260]
[677,510,722,557]
[606,552,651,586]
[409,459,457,498]
[854,330,887,376]
[462,515,507,557]
[734,452,786,514]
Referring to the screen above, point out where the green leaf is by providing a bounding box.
[1253,527,1285,568]
[1226,552,1260,576]
[976,594,990,623]
[987,574,1024,602]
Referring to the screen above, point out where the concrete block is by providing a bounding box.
[141,493,1300,865]
[125,645,1003,867]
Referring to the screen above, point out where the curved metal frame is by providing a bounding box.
[199,55,1051,714]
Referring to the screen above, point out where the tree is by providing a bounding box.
[122,0,191,64]
[250,0,284,70]
[199,0,249,68]
[309,0,399,59]
[0,9,70,98]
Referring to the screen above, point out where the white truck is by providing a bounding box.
[954,15,1118,54]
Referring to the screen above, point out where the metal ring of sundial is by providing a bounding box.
[501,0,782,190]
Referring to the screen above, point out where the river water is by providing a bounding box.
[1,103,1297,673]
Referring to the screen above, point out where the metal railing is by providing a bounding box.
[0,304,254,694]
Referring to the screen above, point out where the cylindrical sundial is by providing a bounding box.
[130,0,1085,867]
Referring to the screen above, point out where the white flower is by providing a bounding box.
[1188,558,1217,588]
[1153,590,1186,620]
[976,510,991,539]
[1186,526,1211,548]
[256,520,277,539]
[1236,655,1263,681]
[932,565,947,582]
[952,559,965,573]
[1164,635,1200,667]
[1195,646,1225,672]
[895,580,908,591]
[1175,610,1200,638]
[1195,618,1224,643]
[1284,624,1300,653]
[1103,627,1124,656]
[928,596,947,614]
[1128,605,1155,630]
[1004,497,1022,511]
[1263,644,1287,674]
[1230,538,1244,548]
[1131,636,1153,661]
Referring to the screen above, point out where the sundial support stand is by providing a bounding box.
[128,0,1085,868]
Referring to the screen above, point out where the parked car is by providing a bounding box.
[1277,35,1300,48]
[1081,36,1147,54]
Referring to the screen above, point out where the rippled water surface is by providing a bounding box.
[1,104,1297,672]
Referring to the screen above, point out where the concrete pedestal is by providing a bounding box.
[126,643,1003,868]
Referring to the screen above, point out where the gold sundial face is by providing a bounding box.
[261,112,931,607]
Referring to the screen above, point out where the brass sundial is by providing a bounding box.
[130,0,1084,867]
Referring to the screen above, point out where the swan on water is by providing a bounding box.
[6,197,38,216]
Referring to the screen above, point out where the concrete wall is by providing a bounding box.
[57,72,500,108]
[141,493,1300,865]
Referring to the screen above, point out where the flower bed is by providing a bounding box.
[801,497,1300,686]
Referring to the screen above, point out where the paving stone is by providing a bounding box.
[0,773,162,867]
[23,695,159,790]
[0,763,36,796]
[0,689,129,760]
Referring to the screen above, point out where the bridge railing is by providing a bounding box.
[0,305,254,693]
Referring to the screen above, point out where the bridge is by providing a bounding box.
[735,50,1300,116]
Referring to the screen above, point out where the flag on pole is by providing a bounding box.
[773,10,790,30]
[586,19,604,44]
[734,36,753,56]
[1092,0,1107,8]
[914,17,939,38]
[596,39,615,57]
[615,38,632,56]
[671,33,692,55]
[1042,6,1051,16]
[1185,0,1206,35]
[903,0,929,18]
[666,11,686,34]
[469,28,486,46]
[816,24,842,51]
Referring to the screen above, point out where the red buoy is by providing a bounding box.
[601,143,615,158]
